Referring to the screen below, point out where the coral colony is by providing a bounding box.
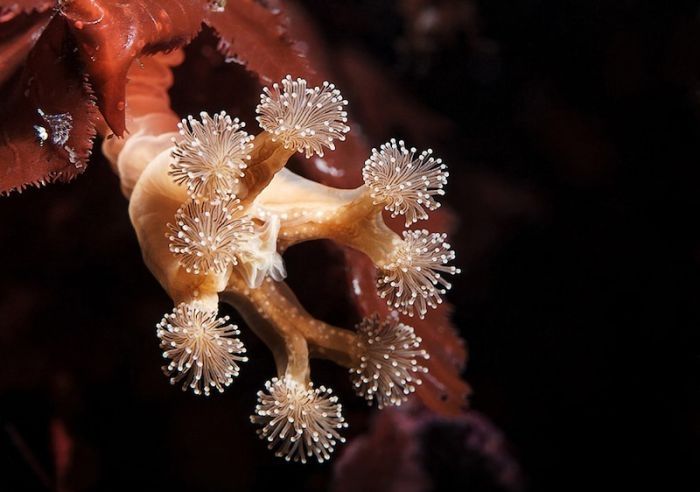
[104,56,459,463]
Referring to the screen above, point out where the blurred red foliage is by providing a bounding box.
[0,10,98,192]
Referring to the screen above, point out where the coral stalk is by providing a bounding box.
[104,51,460,463]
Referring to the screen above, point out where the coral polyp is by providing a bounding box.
[252,377,348,463]
[363,138,448,226]
[167,198,254,275]
[256,75,350,157]
[104,54,461,464]
[351,314,429,409]
[170,111,254,199]
[157,302,248,396]
[378,230,460,318]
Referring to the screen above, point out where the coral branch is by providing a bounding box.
[222,275,361,371]
[104,49,462,463]
[255,169,399,263]
[237,132,296,205]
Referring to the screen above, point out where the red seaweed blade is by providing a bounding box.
[0,17,98,194]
